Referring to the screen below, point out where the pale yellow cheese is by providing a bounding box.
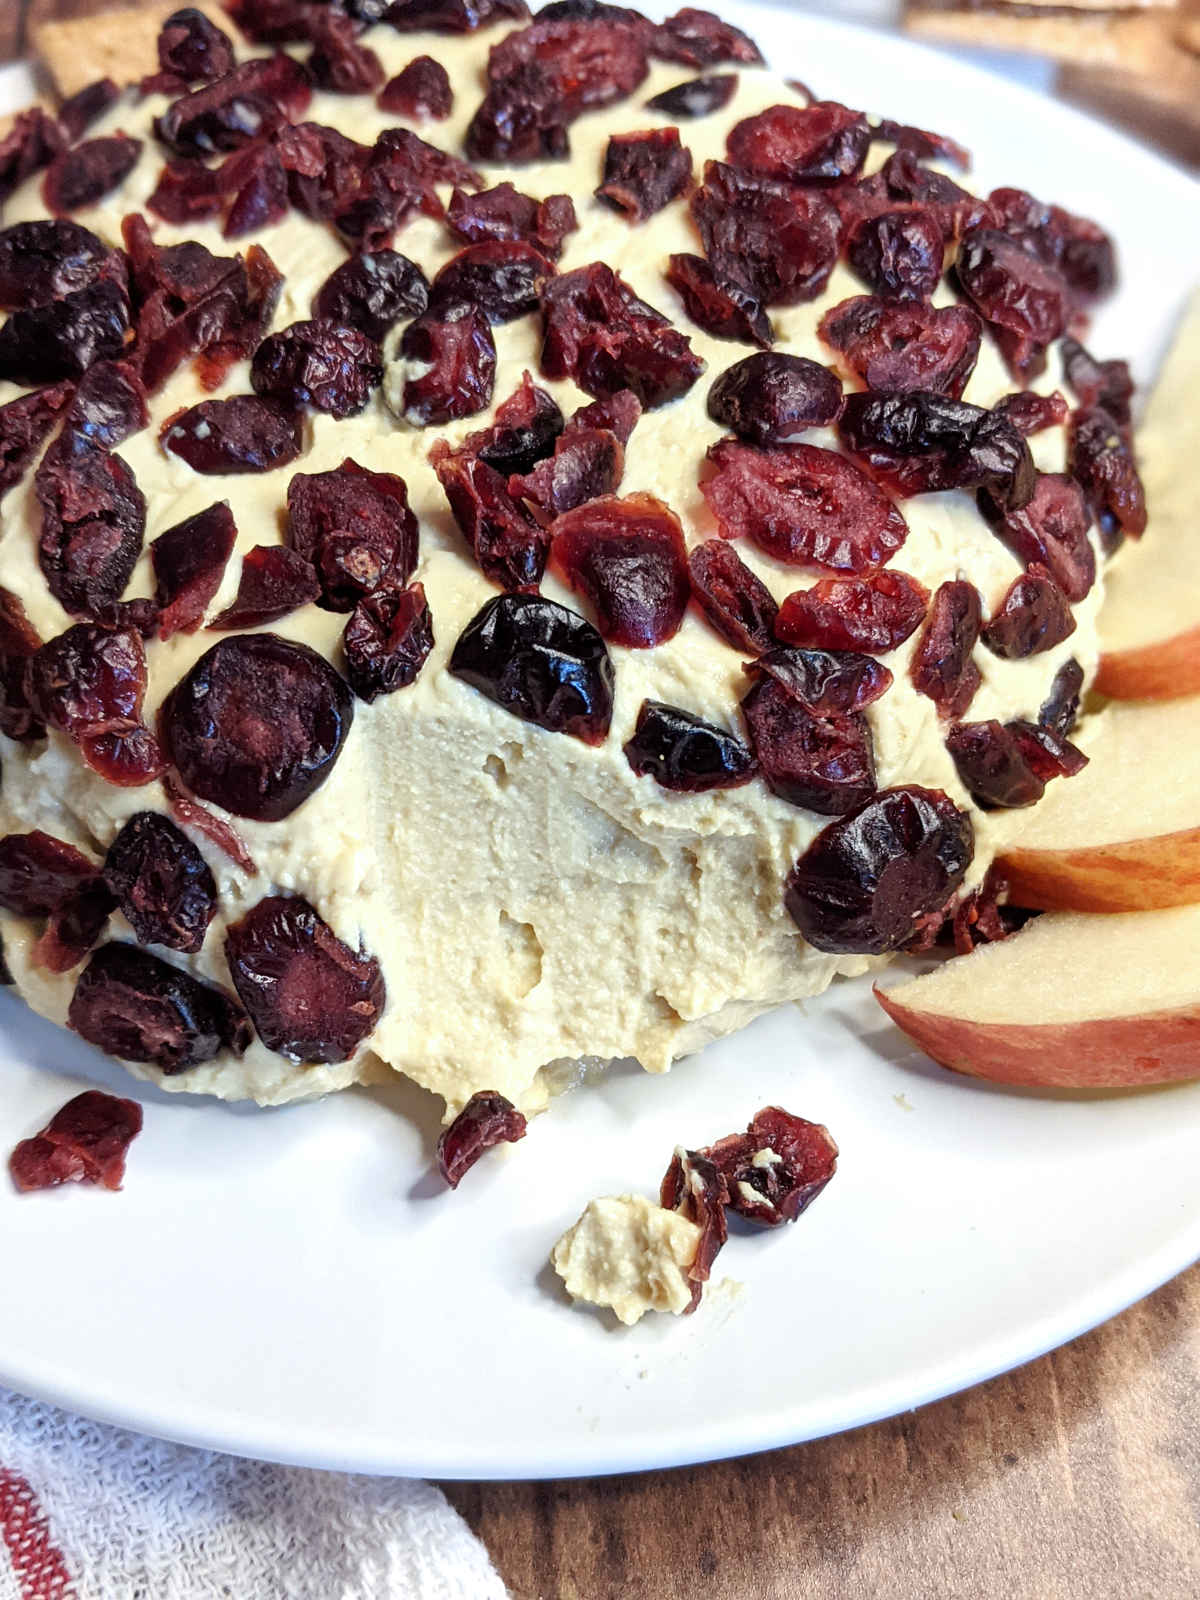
[552,1193,701,1325]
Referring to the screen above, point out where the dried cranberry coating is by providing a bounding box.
[386,0,528,29]
[741,675,875,816]
[152,502,237,638]
[81,725,170,789]
[379,57,454,118]
[727,103,869,186]
[307,11,385,94]
[687,539,777,653]
[846,208,944,305]
[0,109,66,205]
[398,305,497,425]
[910,580,982,720]
[343,580,433,701]
[703,440,908,574]
[787,785,973,954]
[446,183,577,259]
[161,634,354,821]
[437,1091,527,1189]
[64,361,149,454]
[455,372,566,479]
[541,262,703,409]
[429,240,555,323]
[250,318,384,419]
[624,700,755,793]
[103,811,216,953]
[25,626,163,789]
[0,832,96,916]
[666,1106,838,1228]
[870,118,969,171]
[163,771,257,877]
[221,143,290,239]
[9,1090,142,1193]
[43,135,142,216]
[1012,718,1087,782]
[225,893,384,1062]
[692,162,840,307]
[553,493,690,648]
[436,451,551,591]
[210,545,321,630]
[449,592,614,745]
[1059,338,1132,428]
[288,460,419,612]
[486,14,650,119]
[70,941,250,1072]
[981,567,1076,660]
[146,158,224,225]
[652,8,762,67]
[0,278,130,386]
[945,720,1046,810]
[0,382,73,501]
[774,571,929,656]
[464,61,571,167]
[955,226,1071,380]
[155,54,313,158]
[0,587,45,742]
[1039,657,1083,740]
[36,441,146,621]
[1069,406,1146,540]
[749,646,892,716]
[597,128,693,222]
[838,391,1036,509]
[707,353,842,446]
[276,122,370,221]
[158,8,236,81]
[646,73,736,119]
[987,185,1116,306]
[665,253,771,349]
[313,250,429,344]
[994,388,1069,437]
[335,126,482,250]
[842,149,991,243]
[573,390,642,445]
[510,426,624,519]
[980,472,1095,603]
[162,396,304,475]
[0,219,116,309]
[818,297,982,400]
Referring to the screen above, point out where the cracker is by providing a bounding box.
[904,7,1175,73]
[32,1,237,100]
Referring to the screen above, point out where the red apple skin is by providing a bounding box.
[999,828,1200,913]
[874,984,1200,1089]
[1095,626,1200,702]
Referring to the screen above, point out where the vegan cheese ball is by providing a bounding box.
[0,1,1139,1120]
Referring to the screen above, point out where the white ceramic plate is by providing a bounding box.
[2,4,1198,1480]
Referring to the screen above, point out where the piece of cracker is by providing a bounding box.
[1174,3,1200,53]
[905,6,1176,72]
[32,1,236,100]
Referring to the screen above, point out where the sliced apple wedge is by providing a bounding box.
[995,695,1200,911]
[1096,290,1200,701]
[875,906,1200,1089]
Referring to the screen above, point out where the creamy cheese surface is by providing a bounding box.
[551,1193,701,1325]
[0,18,1104,1115]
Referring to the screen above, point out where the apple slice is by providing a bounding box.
[1095,290,1200,700]
[995,695,1200,911]
[875,906,1200,1089]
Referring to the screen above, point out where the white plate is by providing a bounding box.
[2,5,1199,1480]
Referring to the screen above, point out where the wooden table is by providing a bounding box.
[8,4,1200,1594]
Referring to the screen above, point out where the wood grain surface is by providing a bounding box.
[7,5,1200,1595]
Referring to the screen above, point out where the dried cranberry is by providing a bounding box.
[435,452,549,590]
[553,493,689,648]
[646,73,736,118]
[446,183,578,259]
[70,941,250,1072]
[572,391,642,445]
[0,382,73,502]
[214,0,318,42]
[994,388,1069,437]
[981,566,1075,660]
[660,1147,726,1306]
[79,724,168,789]
[0,278,130,386]
[945,720,1044,809]
[152,502,237,638]
[158,8,236,81]
[703,440,908,574]
[0,832,96,916]
[509,426,623,519]
[987,185,1116,305]
[335,127,481,250]
[1069,405,1146,540]
[342,580,433,701]
[156,54,312,157]
[36,441,145,621]
[846,208,944,304]
[288,460,419,612]
[63,361,149,453]
[429,240,555,323]
[43,135,142,216]
[687,539,777,653]
[449,593,613,744]
[307,11,384,93]
[379,57,453,118]
[458,372,566,478]
[818,296,981,400]
[748,646,892,716]
[871,118,968,171]
[597,128,693,222]
[161,634,354,821]
[839,391,1036,509]
[540,262,704,409]
[210,545,321,630]
[312,249,428,343]
[221,144,289,239]
[464,62,571,165]
[741,675,875,815]
[437,1091,527,1189]
[787,786,972,953]
[398,305,497,425]
[727,102,869,186]
[624,700,755,793]
[692,161,840,307]
[0,109,66,204]
[0,219,116,308]
[0,588,44,742]
[32,873,115,973]
[103,811,216,953]
[250,319,383,418]
[1039,657,1083,740]
[225,893,384,1061]
[386,0,528,28]
[773,571,928,656]
[277,122,371,221]
[486,15,650,118]
[910,580,981,719]
[955,226,1070,380]
[1059,337,1132,428]
[707,353,842,446]
[145,159,222,224]
[667,1106,838,1228]
[664,253,771,349]
[25,624,149,760]
[980,472,1095,602]
[58,79,121,142]
[162,396,304,475]
[652,8,762,67]
[843,149,991,243]
[9,1090,142,1193]
[1011,718,1086,783]
[163,771,257,877]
